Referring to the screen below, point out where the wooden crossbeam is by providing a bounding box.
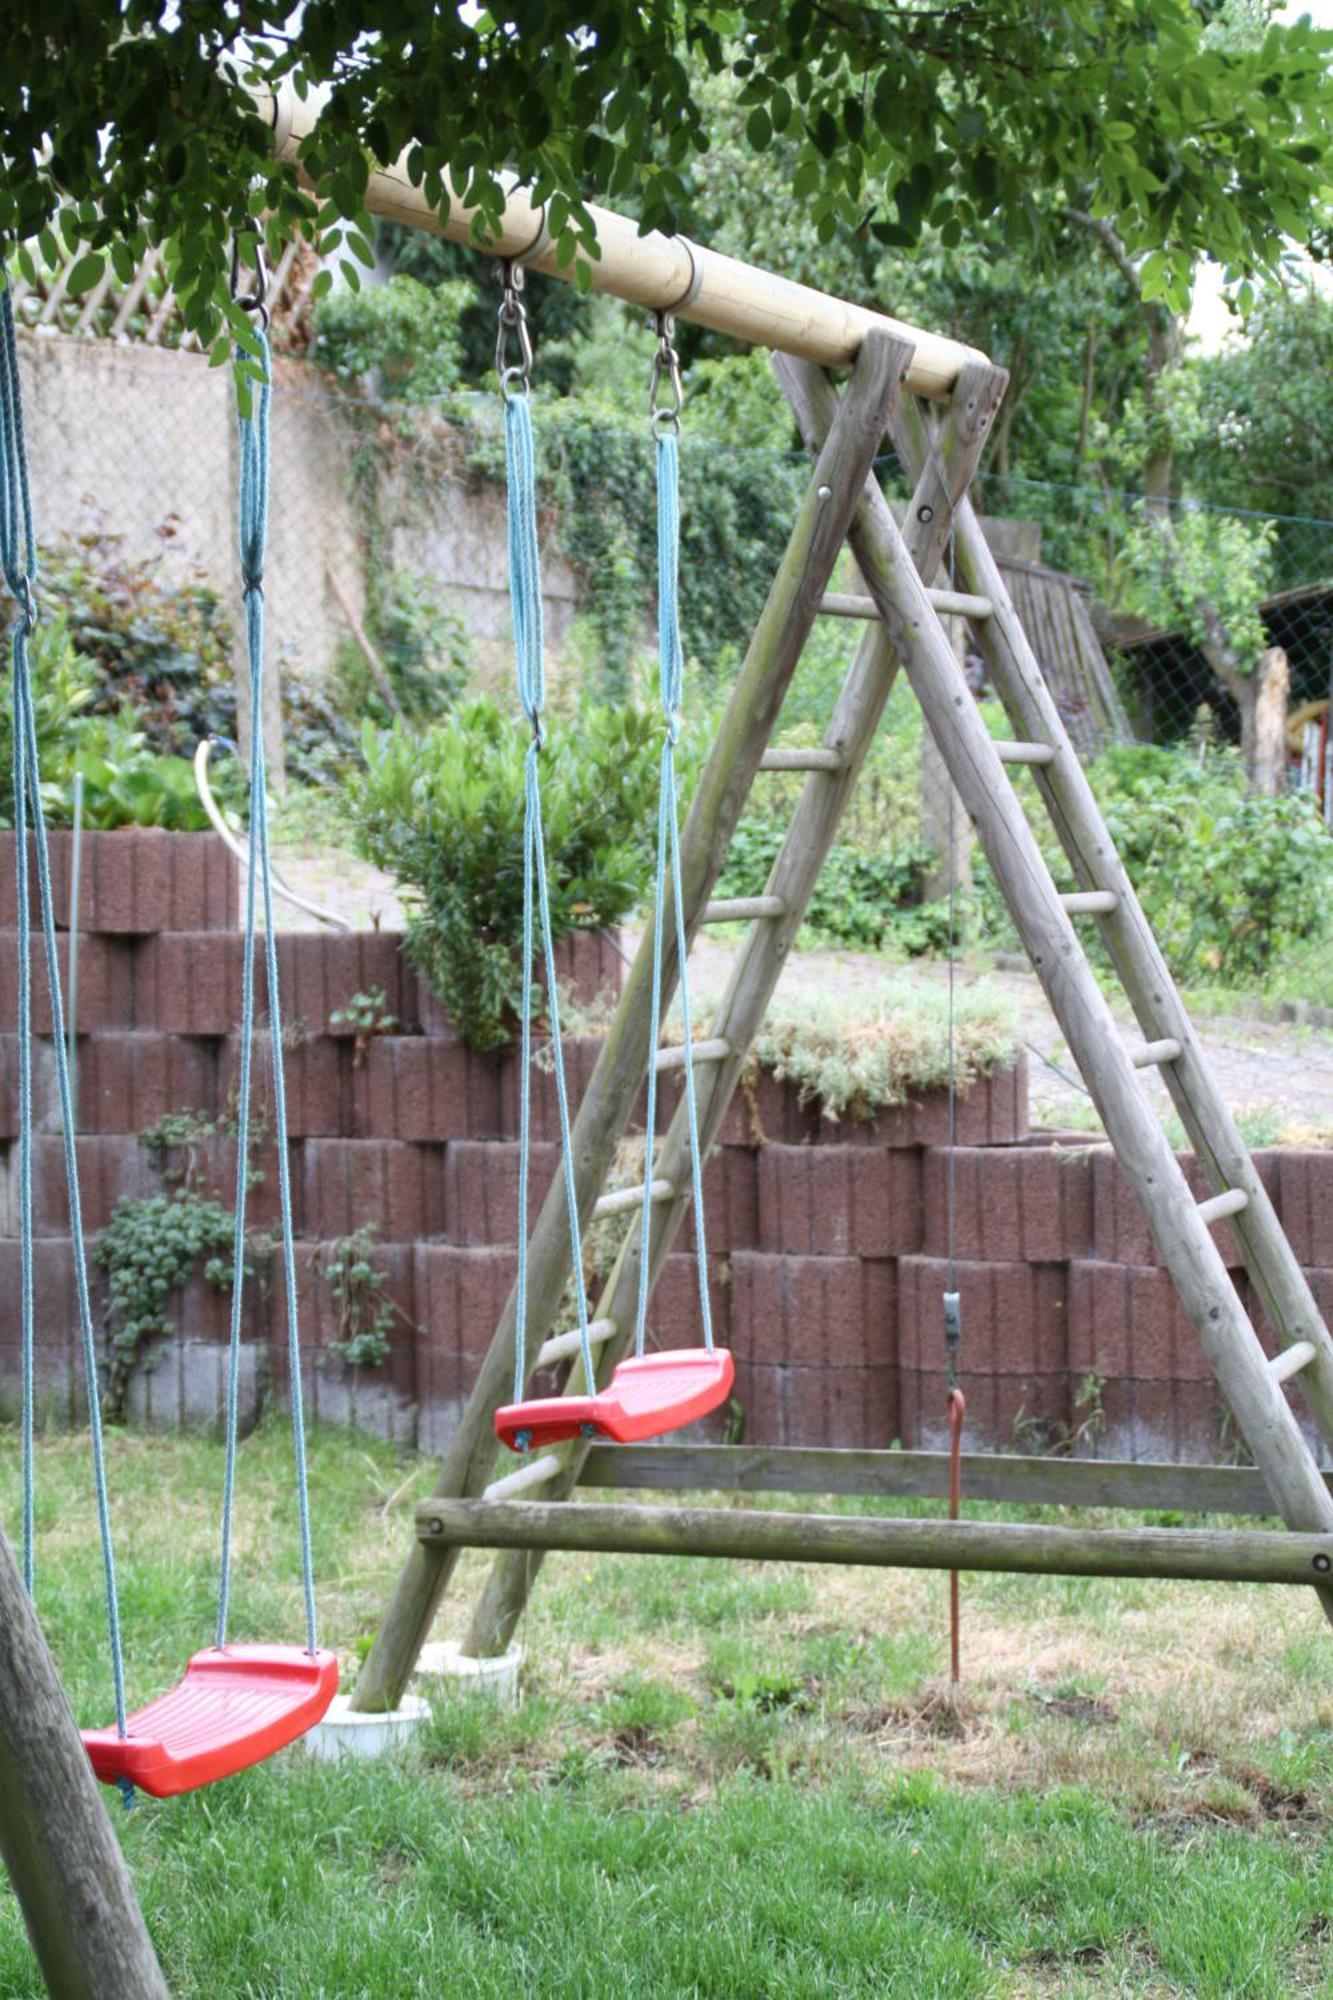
[417,1499,1333,1588]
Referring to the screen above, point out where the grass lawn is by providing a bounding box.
[3,1422,1333,1997]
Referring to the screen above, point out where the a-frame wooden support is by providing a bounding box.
[354,337,1333,1714]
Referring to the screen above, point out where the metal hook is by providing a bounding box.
[649,309,683,433]
[230,228,270,330]
[496,259,534,397]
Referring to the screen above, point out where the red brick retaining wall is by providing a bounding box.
[3,830,1329,1466]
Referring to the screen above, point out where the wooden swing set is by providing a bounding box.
[4,77,1333,2000]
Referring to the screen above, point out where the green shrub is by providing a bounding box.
[348,697,661,1049]
[0,613,211,830]
[315,275,472,402]
[717,814,932,951]
[38,528,237,755]
[1087,744,1333,986]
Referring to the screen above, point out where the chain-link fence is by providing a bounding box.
[977,470,1333,806]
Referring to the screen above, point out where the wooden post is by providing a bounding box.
[417,1497,1333,1588]
[350,329,911,1712]
[782,361,1333,1595]
[0,1525,169,2000]
[886,415,1333,1463]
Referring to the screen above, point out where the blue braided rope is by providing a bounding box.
[505,387,594,1410]
[1,285,128,1729]
[634,428,713,1356]
[216,333,318,1652]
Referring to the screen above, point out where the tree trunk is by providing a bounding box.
[0,1525,169,2000]
[1240,646,1291,797]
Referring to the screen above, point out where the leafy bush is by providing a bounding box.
[0,613,210,830]
[348,697,661,1049]
[316,275,473,402]
[1086,743,1333,986]
[95,1190,235,1418]
[38,527,237,754]
[717,814,932,951]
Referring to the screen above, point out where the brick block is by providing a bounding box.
[411,926,624,1037]
[921,1141,1094,1263]
[898,1365,1070,1454]
[733,1361,897,1449]
[1066,1259,1242,1387]
[442,1139,558,1247]
[0,1238,83,1421]
[300,1138,448,1242]
[641,1251,731,1352]
[897,1256,1068,1377]
[7,1134,153,1234]
[1261,1150,1333,1268]
[134,931,419,1038]
[496,1037,603,1142]
[0,931,135,1033]
[1090,1149,1248,1269]
[756,1145,921,1257]
[715,1070,821,1147]
[65,1033,220,1135]
[359,1038,504,1142]
[267,1239,418,1415]
[0,829,238,934]
[729,1251,895,1370]
[228,1035,351,1139]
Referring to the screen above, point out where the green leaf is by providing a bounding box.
[65,251,106,294]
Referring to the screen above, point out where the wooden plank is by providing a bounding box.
[0,1525,169,2000]
[786,361,1333,1599]
[262,86,983,398]
[351,330,913,1712]
[417,1498,1333,1587]
[458,354,1008,1665]
[577,1443,1303,1516]
[926,463,1333,1458]
[701,895,785,922]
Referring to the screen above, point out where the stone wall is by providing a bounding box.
[3,828,1331,1469]
[14,334,578,690]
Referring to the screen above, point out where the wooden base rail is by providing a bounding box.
[575,1443,1327,1518]
[416,1499,1333,1587]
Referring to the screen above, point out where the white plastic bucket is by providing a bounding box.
[302,1691,430,1762]
[415,1639,525,1708]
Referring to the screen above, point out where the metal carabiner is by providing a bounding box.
[649,310,683,434]
[230,228,270,331]
[495,260,534,398]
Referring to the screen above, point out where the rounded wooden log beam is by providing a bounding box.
[256,84,987,399]
[416,1498,1333,1586]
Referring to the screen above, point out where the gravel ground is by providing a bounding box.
[271,843,1333,1137]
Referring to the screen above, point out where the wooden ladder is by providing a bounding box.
[354,330,1333,1711]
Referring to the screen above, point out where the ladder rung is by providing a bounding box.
[995,740,1056,766]
[702,896,786,924]
[1197,1188,1250,1227]
[1131,1038,1183,1069]
[654,1038,730,1072]
[818,588,993,621]
[534,1318,618,1371]
[1270,1340,1318,1386]
[1060,890,1119,916]
[759,748,844,772]
[592,1178,674,1221]
[483,1452,563,1502]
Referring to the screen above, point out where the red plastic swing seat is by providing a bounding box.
[81,1644,339,1799]
[495,1346,735,1452]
